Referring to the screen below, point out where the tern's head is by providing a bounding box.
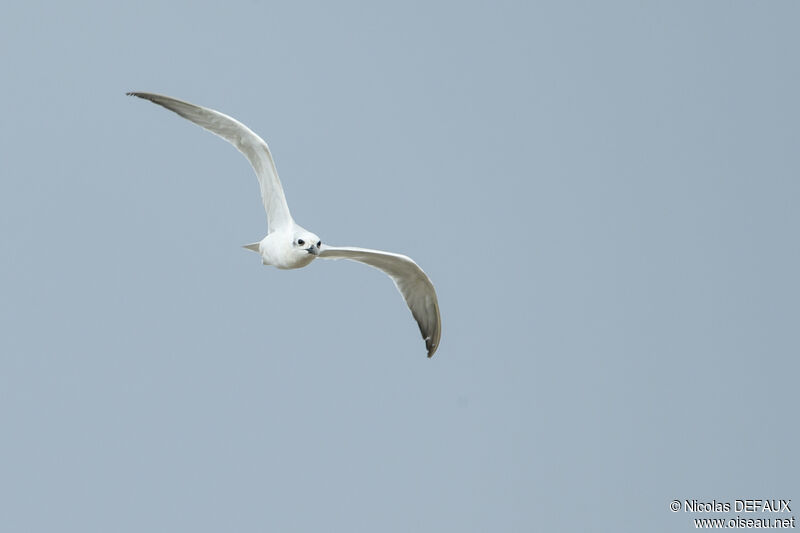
[292,231,322,257]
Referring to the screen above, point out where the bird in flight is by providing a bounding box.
[127,92,441,357]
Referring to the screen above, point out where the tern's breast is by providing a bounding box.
[274,254,316,270]
[262,247,316,270]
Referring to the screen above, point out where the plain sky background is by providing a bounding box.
[1,1,798,531]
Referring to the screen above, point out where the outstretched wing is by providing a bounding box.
[127,92,293,233]
[319,245,441,357]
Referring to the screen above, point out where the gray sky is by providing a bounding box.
[1,1,798,531]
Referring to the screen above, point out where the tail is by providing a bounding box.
[242,243,260,253]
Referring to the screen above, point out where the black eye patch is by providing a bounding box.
[297,239,305,246]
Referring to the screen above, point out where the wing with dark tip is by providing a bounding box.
[319,245,441,357]
[127,92,293,233]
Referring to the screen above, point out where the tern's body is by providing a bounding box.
[128,92,441,357]
[253,226,320,269]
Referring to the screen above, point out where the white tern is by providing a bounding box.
[128,92,441,357]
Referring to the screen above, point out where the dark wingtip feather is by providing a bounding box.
[127,92,157,101]
[426,339,437,358]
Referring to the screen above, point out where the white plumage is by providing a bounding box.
[128,92,441,357]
